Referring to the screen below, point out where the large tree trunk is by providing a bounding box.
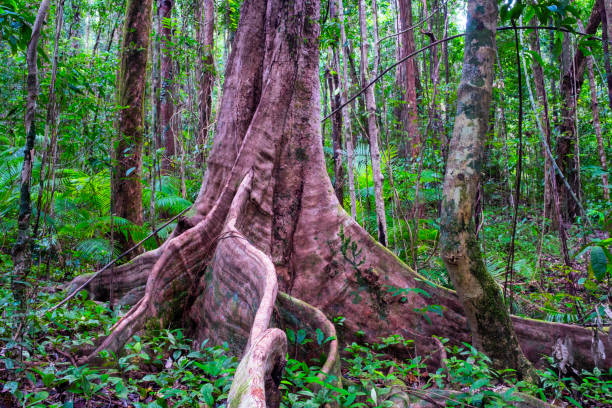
[112,0,153,255]
[70,0,611,403]
[12,0,51,308]
[158,0,175,173]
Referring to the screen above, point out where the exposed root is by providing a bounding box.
[227,328,287,408]
[276,292,340,382]
[66,246,163,301]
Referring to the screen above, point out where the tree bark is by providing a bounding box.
[556,0,601,222]
[112,0,153,255]
[34,0,65,238]
[586,56,609,200]
[12,0,51,308]
[158,0,175,173]
[326,55,345,204]
[358,0,387,246]
[439,0,534,379]
[526,25,569,263]
[338,0,357,219]
[397,0,420,158]
[601,0,612,112]
[196,0,215,161]
[70,1,610,401]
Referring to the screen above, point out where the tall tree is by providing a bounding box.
[358,0,387,245]
[12,0,51,308]
[556,1,601,222]
[326,56,345,203]
[586,56,609,201]
[70,0,609,380]
[196,0,215,160]
[526,25,569,263]
[338,0,357,219]
[158,0,175,172]
[112,0,153,254]
[397,0,420,158]
[439,0,534,378]
[601,0,612,110]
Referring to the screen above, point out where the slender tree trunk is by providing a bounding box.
[196,0,215,161]
[526,24,569,263]
[34,0,65,238]
[327,52,345,204]
[556,1,601,222]
[112,0,153,255]
[11,0,52,309]
[158,0,175,173]
[601,0,612,111]
[587,56,610,200]
[397,0,420,158]
[358,0,387,245]
[439,0,534,379]
[338,0,357,219]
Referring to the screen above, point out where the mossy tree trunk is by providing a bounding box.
[438,0,534,379]
[112,0,153,256]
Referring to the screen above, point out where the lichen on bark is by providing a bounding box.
[439,0,534,379]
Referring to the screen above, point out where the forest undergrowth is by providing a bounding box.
[1,211,611,407]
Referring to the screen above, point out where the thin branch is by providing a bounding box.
[377,0,447,44]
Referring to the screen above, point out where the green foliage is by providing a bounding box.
[0,0,33,54]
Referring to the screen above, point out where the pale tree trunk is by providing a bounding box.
[112,0,153,255]
[338,0,357,219]
[12,0,51,309]
[68,1,610,403]
[358,0,387,246]
[196,0,215,161]
[397,0,420,158]
[439,0,534,379]
[158,0,175,173]
[586,56,609,200]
